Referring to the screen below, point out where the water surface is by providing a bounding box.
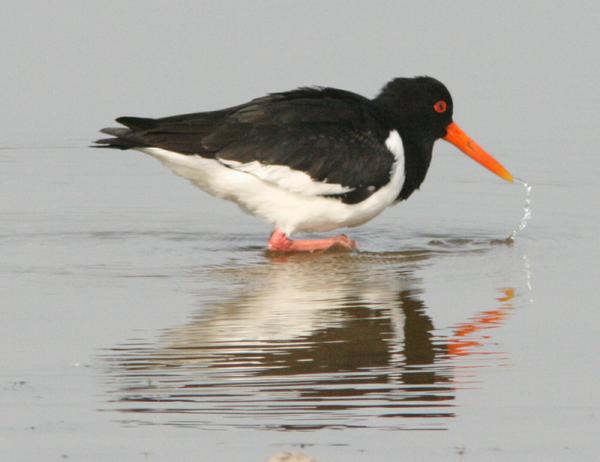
[2,142,598,462]
[103,247,517,431]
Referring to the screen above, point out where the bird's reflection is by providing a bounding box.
[104,249,515,430]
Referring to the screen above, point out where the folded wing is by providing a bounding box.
[95,87,395,202]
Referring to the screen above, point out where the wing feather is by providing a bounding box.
[95,87,396,200]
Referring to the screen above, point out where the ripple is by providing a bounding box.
[100,250,517,430]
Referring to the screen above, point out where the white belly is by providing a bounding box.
[138,141,404,235]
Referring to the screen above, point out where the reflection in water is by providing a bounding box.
[448,288,513,357]
[102,248,516,430]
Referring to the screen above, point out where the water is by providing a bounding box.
[2,3,600,461]
[507,179,532,242]
[102,250,512,432]
[3,141,598,461]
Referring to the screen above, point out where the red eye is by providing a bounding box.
[434,100,447,113]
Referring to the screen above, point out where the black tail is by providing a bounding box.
[92,117,156,150]
[116,116,157,130]
[92,111,225,154]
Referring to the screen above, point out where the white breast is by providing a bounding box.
[137,130,405,235]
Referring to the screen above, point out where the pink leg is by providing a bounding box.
[267,229,357,252]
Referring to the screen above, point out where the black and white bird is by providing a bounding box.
[95,76,513,252]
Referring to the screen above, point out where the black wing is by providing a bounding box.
[95,87,395,201]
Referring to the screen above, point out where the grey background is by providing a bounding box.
[3,0,598,153]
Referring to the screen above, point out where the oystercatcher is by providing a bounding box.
[95,76,513,252]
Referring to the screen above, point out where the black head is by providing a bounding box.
[374,76,453,140]
[375,75,514,184]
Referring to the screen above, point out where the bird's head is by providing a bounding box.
[375,76,513,183]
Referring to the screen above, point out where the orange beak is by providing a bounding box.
[443,122,513,183]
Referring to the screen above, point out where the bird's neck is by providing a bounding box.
[370,98,435,200]
[397,134,434,201]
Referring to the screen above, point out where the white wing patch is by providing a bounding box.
[217,158,354,196]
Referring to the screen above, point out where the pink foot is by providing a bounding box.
[267,229,357,253]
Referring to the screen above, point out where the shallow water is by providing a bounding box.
[2,141,599,461]
[103,249,510,432]
[2,3,600,461]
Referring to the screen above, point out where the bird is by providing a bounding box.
[94,76,513,252]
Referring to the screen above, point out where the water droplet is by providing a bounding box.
[507,178,532,241]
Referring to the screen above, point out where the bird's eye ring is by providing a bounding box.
[434,100,447,113]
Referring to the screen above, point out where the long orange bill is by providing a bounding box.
[443,122,513,183]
